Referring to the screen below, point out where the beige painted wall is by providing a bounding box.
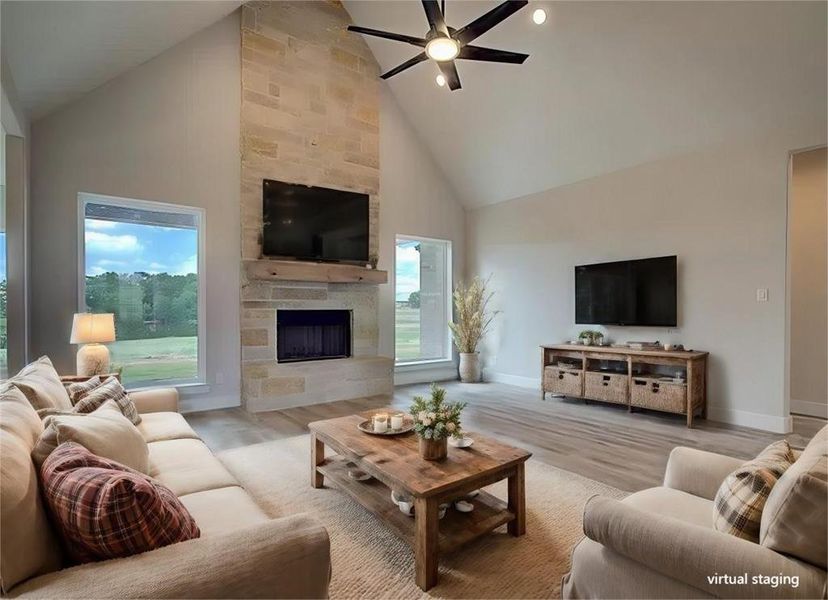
[28,15,241,411]
[378,88,465,383]
[467,127,825,433]
[789,147,827,417]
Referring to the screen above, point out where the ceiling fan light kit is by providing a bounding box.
[425,37,460,61]
[348,0,532,91]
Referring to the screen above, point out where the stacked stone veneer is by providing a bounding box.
[240,1,392,411]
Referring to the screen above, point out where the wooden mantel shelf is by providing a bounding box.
[244,259,388,284]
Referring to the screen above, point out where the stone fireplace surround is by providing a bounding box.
[239,1,393,412]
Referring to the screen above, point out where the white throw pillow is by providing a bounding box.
[32,400,149,474]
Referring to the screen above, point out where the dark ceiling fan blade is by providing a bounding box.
[422,0,449,36]
[380,53,429,79]
[437,60,461,90]
[347,25,428,47]
[457,45,528,64]
[455,0,529,46]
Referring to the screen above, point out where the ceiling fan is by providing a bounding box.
[348,0,530,91]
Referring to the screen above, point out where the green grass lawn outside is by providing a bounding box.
[0,316,6,376]
[395,305,421,361]
[110,336,197,385]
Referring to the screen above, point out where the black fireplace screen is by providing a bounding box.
[276,310,352,363]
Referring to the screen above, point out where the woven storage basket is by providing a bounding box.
[585,372,628,405]
[543,366,583,396]
[631,378,685,413]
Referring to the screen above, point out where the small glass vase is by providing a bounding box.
[419,436,448,461]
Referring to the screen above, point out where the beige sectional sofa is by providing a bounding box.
[562,427,828,599]
[1,379,331,598]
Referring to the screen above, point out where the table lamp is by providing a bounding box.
[70,313,116,376]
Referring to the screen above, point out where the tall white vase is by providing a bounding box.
[458,352,481,383]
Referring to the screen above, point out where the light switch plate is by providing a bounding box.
[756,288,769,302]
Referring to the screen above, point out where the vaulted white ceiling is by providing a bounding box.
[343,1,827,208]
[1,0,242,120]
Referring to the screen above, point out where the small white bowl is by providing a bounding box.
[454,499,475,513]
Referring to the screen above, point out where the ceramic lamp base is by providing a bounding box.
[76,343,111,377]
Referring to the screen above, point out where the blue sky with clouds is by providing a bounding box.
[84,219,196,276]
[395,241,420,301]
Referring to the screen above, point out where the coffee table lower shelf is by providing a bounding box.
[316,456,514,554]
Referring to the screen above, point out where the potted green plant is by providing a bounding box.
[578,330,593,346]
[410,384,467,460]
[448,276,497,383]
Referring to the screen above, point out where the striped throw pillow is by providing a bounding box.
[73,377,141,425]
[713,440,795,542]
[67,376,102,405]
[40,442,200,564]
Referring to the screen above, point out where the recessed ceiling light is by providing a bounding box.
[425,37,460,62]
[436,74,446,87]
[532,8,547,25]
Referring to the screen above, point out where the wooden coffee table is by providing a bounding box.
[309,413,531,591]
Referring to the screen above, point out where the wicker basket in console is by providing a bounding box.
[584,371,628,405]
[630,378,686,413]
[543,366,583,397]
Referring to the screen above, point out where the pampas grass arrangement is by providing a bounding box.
[448,276,497,354]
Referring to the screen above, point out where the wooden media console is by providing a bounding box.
[540,344,708,427]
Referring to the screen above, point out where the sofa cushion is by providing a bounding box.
[148,439,238,496]
[40,442,200,564]
[760,425,828,568]
[137,412,200,443]
[713,439,794,542]
[33,401,149,474]
[73,377,141,425]
[10,356,72,411]
[0,383,62,593]
[179,486,270,537]
[622,486,713,528]
[66,376,102,405]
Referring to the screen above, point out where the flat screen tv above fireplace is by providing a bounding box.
[262,179,369,263]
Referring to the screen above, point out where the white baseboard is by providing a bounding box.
[482,369,541,389]
[395,365,458,386]
[706,406,793,434]
[790,399,828,419]
[180,394,240,413]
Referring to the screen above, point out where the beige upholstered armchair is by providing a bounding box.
[562,427,828,599]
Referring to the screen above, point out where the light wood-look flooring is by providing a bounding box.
[187,381,823,492]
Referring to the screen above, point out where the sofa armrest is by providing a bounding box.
[127,387,179,414]
[663,447,745,500]
[583,496,826,599]
[9,514,330,599]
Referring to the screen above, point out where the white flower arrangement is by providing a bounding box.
[410,383,467,441]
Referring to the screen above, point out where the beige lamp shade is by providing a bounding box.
[70,313,116,344]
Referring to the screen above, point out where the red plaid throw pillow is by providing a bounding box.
[40,442,200,563]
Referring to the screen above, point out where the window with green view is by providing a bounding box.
[80,194,203,386]
[394,236,452,364]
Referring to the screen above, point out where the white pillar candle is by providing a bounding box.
[390,413,404,429]
[372,414,388,433]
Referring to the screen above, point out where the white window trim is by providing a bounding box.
[77,192,206,388]
[394,234,453,367]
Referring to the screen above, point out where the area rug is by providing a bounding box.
[218,436,626,599]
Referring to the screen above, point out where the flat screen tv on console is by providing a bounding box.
[262,179,369,263]
[575,255,677,326]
